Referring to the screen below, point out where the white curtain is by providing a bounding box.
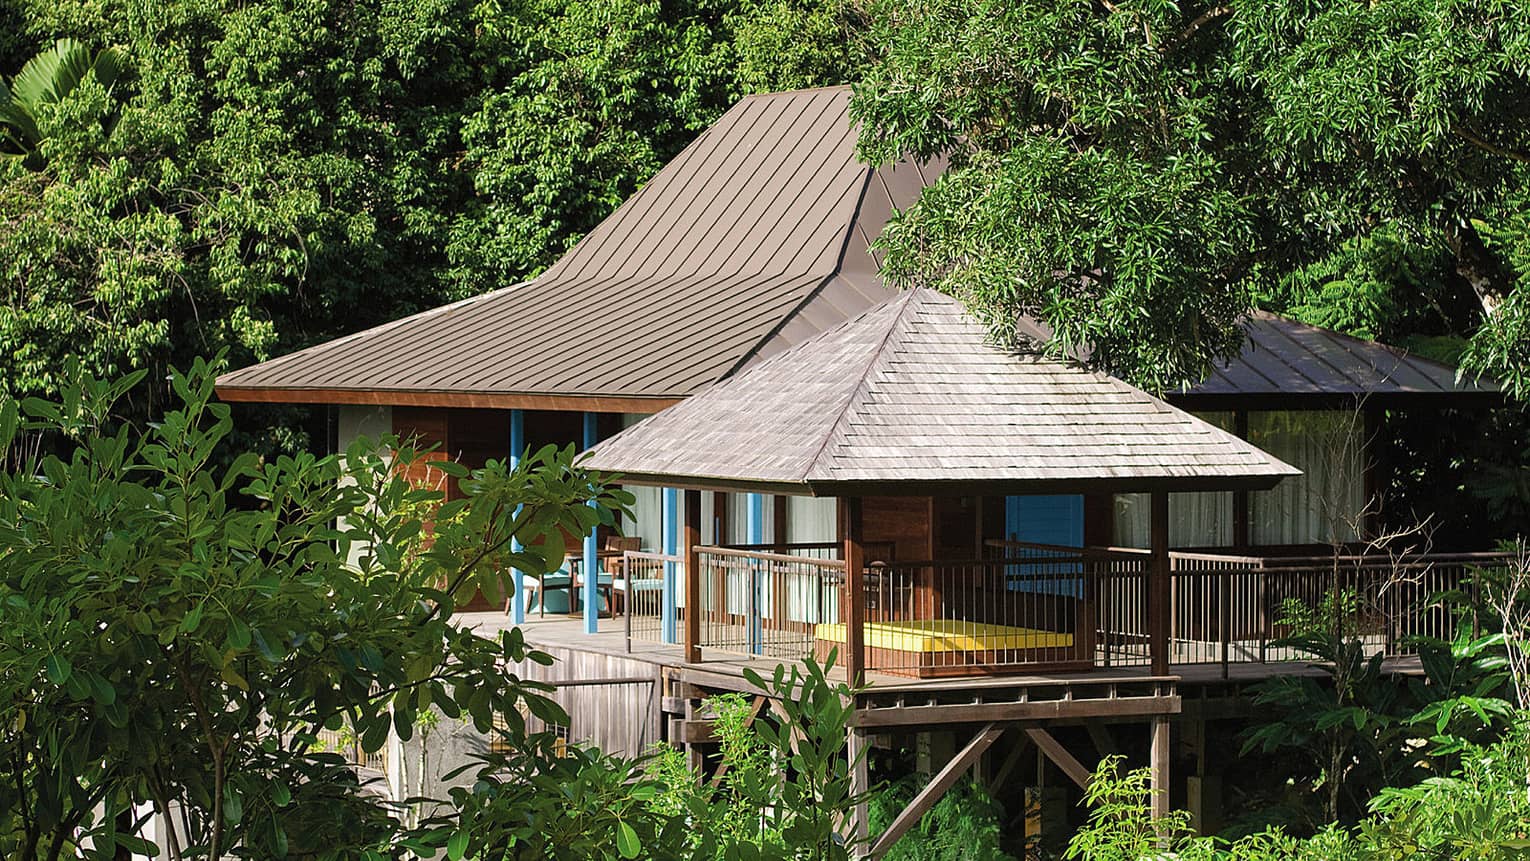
[722,493,777,545]
[1114,412,1235,549]
[1249,411,1364,545]
[787,496,838,544]
[619,413,663,551]
[624,484,663,552]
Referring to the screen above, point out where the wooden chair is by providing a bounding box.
[602,536,644,615]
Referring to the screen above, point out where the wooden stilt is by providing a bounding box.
[1150,716,1171,822]
[870,724,1004,859]
[848,727,872,856]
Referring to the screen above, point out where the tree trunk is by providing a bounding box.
[1442,219,1510,318]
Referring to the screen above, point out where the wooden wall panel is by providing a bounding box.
[931,496,981,559]
[513,644,662,758]
[864,496,933,561]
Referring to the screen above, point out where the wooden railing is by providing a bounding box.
[1165,550,1509,675]
[855,547,1153,677]
[622,550,682,651]
[695,546,846,660]
[663,539,1512,680]
[720,541,898,562]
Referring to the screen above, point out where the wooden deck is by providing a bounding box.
[459,611,1425,730]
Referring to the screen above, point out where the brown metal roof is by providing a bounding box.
[216,82,1493,411]
[582,290,1301,496]
[216,87,942,409]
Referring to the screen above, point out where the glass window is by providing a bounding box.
[1248,410,1364,546]
[1114,412,1235,549]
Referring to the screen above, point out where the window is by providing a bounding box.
[1115,412,1236,549]
[1248,410,1364,546]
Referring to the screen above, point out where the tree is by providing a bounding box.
[851,0,1530,397]
[0,38,126,168]
[0,0,861,450]
[0,358,625,859]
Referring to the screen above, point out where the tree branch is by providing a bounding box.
[1162,5,1231,53]
[1454,126,1530,165]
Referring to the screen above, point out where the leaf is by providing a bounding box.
[616,820,640,859]
[44,654,71,685]
[221,662,249,692]
[226,617,251,650]
[446,830,469,861]
[180,602,204,634]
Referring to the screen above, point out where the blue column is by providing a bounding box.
[661,488,679,644]
[747,493,765,545]
[746,493,765,654]
[510,410,526,624]
[582,412,600,634]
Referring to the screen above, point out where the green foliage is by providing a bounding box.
[420,734,681,861]
[414,653,873,860]
[1242,588,1515,827]
[1362,728,1530,860]
[852,0,1530,398]
[0,38,126,166]
[0,0,855,447]
[1064,755,1196,861]
[0,359,625,859]
[868,776,1015,861]
[1068,735,1530,860]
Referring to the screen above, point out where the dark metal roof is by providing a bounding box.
[583,290,1300,496]
[1170,312,1499,407]
[217,87,942,409]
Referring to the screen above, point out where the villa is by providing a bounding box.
[216,86,1506,850]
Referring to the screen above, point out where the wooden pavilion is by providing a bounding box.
[580,288,1301,852]
[584,288,1299,679]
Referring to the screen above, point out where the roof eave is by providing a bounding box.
[590,470,1300,497]
[214,384,681,414]
[1167,390,1506,411]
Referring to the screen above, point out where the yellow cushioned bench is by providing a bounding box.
[814,619,1073,653]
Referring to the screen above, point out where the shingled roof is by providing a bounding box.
[582,290,1300,496]
[215,86,941,411]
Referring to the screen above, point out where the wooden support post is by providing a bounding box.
[1150,716,1171,823]
[1149,491,1170,676]
[843,496,867,685]
[1024,728,1092,790]
[848,727,872,856]
[1232,411,1250,551]
[870,724,1004,859]
[684,489,702,663]
[773,494,789,547]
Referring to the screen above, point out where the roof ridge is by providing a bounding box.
[739,84,853,99]
[803,289,924,479]
[719,161,877,380]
